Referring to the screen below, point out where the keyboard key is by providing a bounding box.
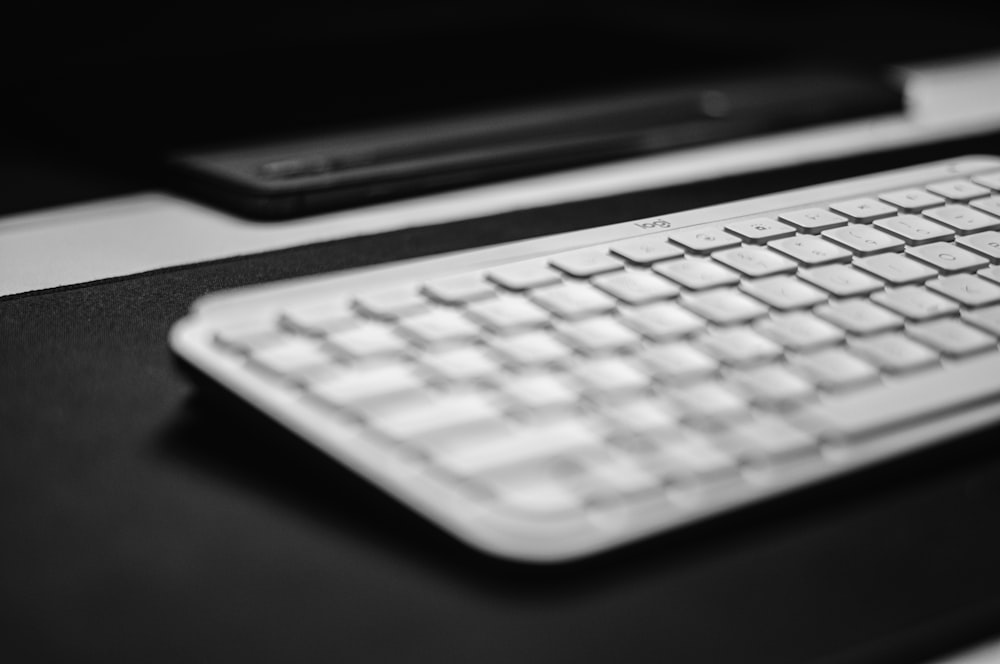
[487,260,562,291]
[926,274,1000,307]
[821,224,905,255]
[906,319,996,356]
[815,299,903,335]
[719,415,816,463]
[739,275,828,310]
[592,271,679,305]
[778,208,848,232]
[711,245,797,277]
[871,286,960,320]
[490,330,573,366]
[670,382,749,422]
[327,322,409,358]
[729,364,814,406]
[668,226,741,253]
[853,252,937,285]
[601,398,680,436]
[556,317,641,354]
[980,266,1000,284]
[769,235,852,265]
[617,302,705,340]
[755,312,844,351]
[653,257,741,290]
[962,305,1000,336]
[354,286,428,319]
[789,348,879,390]
[422,346,503,382]
[549,249,624,277]
[609,235,685,264]
[847,333,938,373]
[530,282,617,319]
[874,214,954,244]
[828,197,896,222]
[971,196,1000,219]
[309,364,427,412]
[926,179,991,201]
[371,392,506,446]
[697,328,782,366]
[724,217,796,243]
[879,187,946,212]
[923,205,1000,234]
[422,273,496,304]
[249,337,333,377]
[972,172,1000,191]
[466,296,550,332]
[214,320,285,353]
[640,343,718,381]
[280,301,356,335]
[956,231,1000,261]
[680,289,769,325]
[907,242,989,273]
[498,373,579,412]
[798,264,884,297]
[572,357,649,395]
[396,308,480,346]
[633,435,739,485]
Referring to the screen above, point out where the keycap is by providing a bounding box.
[635,435,739,485]
[396,308,480,345]
[853,252,937,285]
[214,320,285,353]
[923,205,1000,234]
[309,364,427,412]
[249,337,333,376]
[490,330,573,366]
[926,179,991,201]
[798,264,884,297]
[962,305,1000,336]
[530,282,617,319]
[556,317,642,354]
[711,245,797,277]
[422,346,503,381]
[487,260,562,291]
[327,322,409,358]
[879,187,946,212]
[778,208,848,232]
[602,398,680,435]
[280,301,356,335]
[466,296,550,331]
[422,273,496,304]
[592,271,679,305]
[871,287,960,320]
[724,217,796,243]
[972,172,1000,191]
[370,392,506,446]
[640,343,718,381]
[609,235,685,264]
[680,289,769,325]
[821,225,905,255]
[498,373,580,412]
[697,328,782,365]
[847,333,938,373]
[669,381,749,422]
[828,197,896,222]
[971,196,1000,219]
[926,274,1000,307]
[572,356,649,395]
[354,286,428,319]
[653,257,741,290]
[617,302,705,340]
[668,226,741,253]
[815,299,903,335]
[739,275,828,310]
[755,311,845,351]
[789,348,879,390]
[906,319,996,356]
[549,249,624,277]
[769,235,852,265]
[980,266,1000,284]
[906,242,989,273]
[874,214,954,244]
[956,231,1000,260]
[729,364,814,406]
[719,415,816,463]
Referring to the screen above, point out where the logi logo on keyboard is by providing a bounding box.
[632,218,672,230]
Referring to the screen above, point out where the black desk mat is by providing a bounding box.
[5,138,1000,663]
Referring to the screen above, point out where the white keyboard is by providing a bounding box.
[171,156,1000,563]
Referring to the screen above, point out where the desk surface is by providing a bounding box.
[7,134,1000,664]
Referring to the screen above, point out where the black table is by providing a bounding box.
[5,126,1000,663]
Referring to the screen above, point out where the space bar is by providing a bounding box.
[793,354,1000,440]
